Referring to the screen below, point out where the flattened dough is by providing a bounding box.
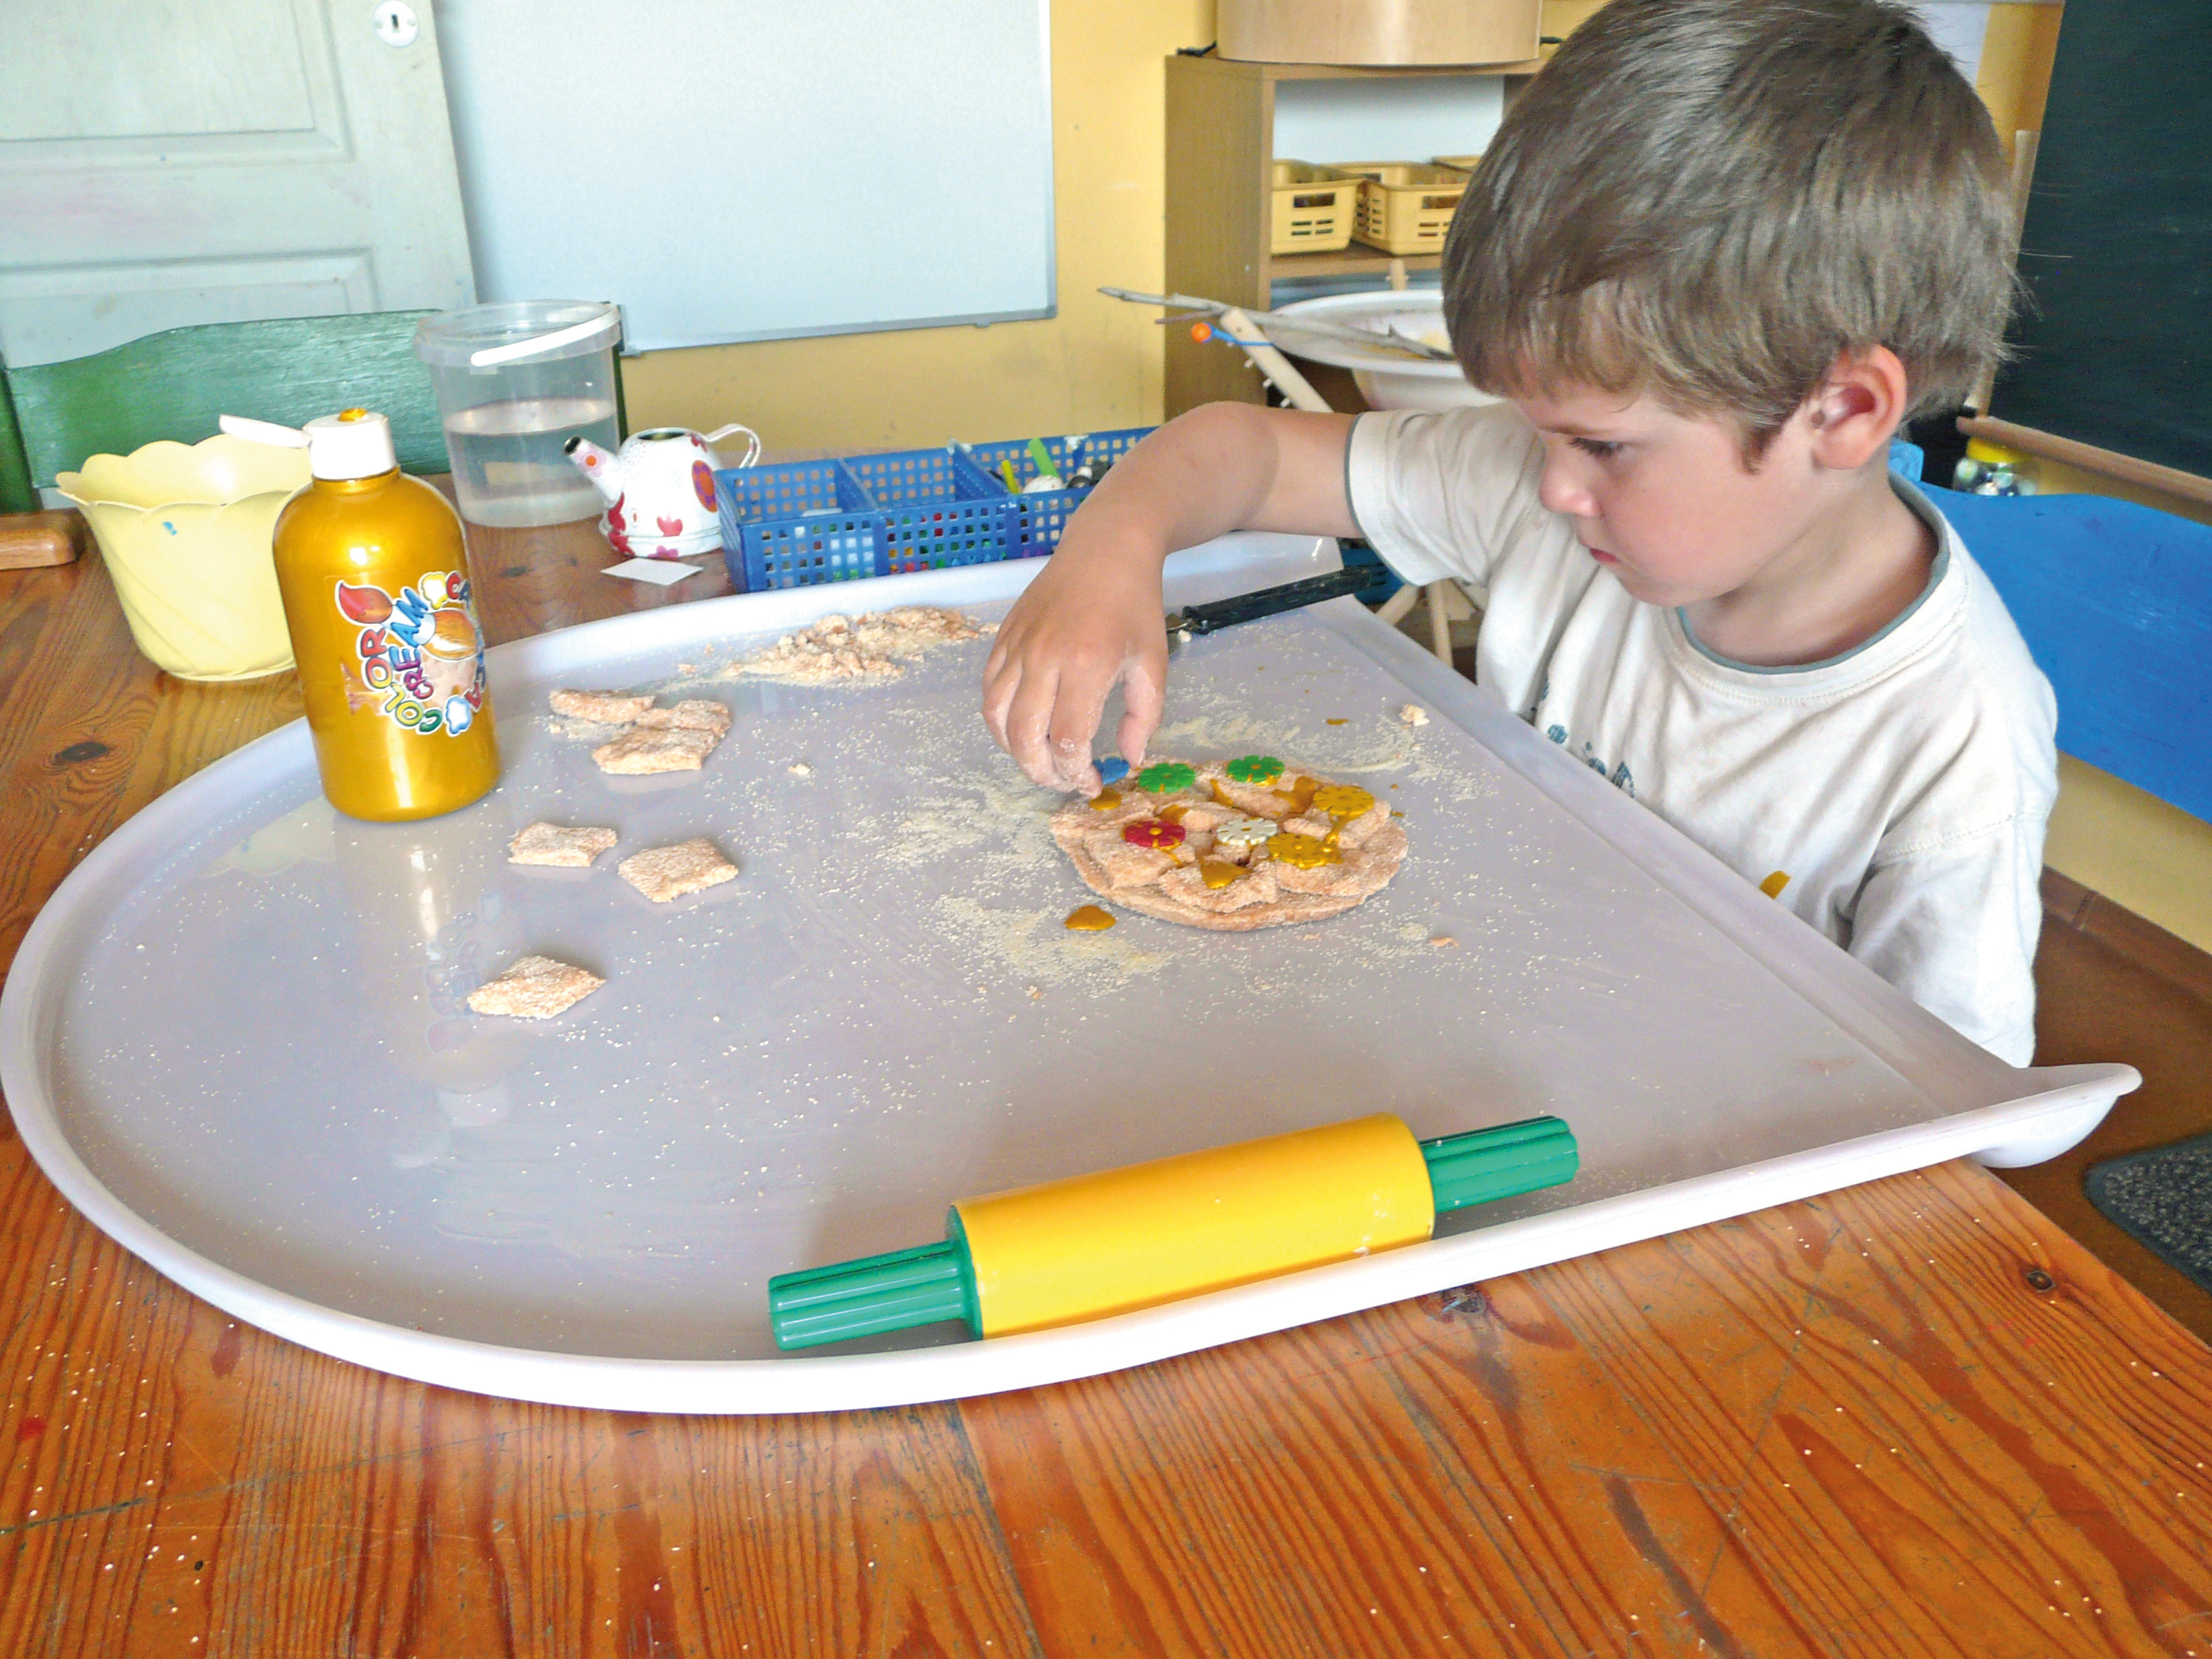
[1050,756,1406,931]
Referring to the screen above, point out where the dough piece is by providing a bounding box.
[507,821,618,867]
[634,698,732,735]
[1050,756,1407,932]
[468,955,603,1019]
[729,607,986,684]
[619,836,739,902]
[592,725,720,774]
[550,689,655,724]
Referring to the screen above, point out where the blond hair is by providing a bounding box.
[1443,0,2014,454]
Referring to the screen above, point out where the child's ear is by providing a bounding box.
[1806,347,1910,470]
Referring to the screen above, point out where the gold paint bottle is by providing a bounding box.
[232,410,501,820]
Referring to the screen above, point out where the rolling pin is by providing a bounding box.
[769,1113,1577,1349]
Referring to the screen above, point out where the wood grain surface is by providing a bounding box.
[3,511,2210,1656]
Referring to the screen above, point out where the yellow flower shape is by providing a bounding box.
[1311,783,1375,821]
[1265,832,1340,869]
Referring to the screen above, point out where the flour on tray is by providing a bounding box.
[720,607,989,685]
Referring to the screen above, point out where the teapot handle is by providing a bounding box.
[703,424,762,468]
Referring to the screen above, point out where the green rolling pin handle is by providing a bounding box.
[765,1117,1578,1351]
[1420,1115,1579,1213]
[769,1212,983,1351]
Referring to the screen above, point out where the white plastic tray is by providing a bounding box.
[1,533,2137,1414]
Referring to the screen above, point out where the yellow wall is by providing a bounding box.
[620,0,1214,451]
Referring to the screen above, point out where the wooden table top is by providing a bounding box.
[4,510,2211,1658]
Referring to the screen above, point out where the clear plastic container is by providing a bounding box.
[413,301,622,528]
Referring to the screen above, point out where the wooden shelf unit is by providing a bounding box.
[1164,53,1537,417]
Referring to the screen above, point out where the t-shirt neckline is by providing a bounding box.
[1673,480,1953,678]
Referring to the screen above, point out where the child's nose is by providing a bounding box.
[1538,455,1598,520]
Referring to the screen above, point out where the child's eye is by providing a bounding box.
[1572,437,1624,459]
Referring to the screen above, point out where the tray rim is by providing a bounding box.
[1,534,2141,1413]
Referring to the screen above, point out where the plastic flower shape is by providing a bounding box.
[1225,754,1285,785]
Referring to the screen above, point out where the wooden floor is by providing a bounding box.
[2009,871,2212,1345]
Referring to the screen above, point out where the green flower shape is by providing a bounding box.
[1225,754,1284,785]
[1136,760,1197,794]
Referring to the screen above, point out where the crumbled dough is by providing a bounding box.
[1430,935,1459,948]
[618,836,739,903]
[789,762,813,777]
[506,822,617,867]
[550,689,655,724]
[634,699,732,735]
[592,725,720,774]
[1399,704,1429,727]
[726,607,987,684]
[468,955,603,1019]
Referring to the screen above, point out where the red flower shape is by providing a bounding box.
[1123,819,1187,849]
[607,493,626,531]
[657,514,685,536]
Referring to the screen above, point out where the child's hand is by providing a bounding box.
[979,405,1360,793]
[983,529,1166,794]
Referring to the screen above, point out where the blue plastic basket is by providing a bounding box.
[715,460,887,592]
[842,448,1012,575]
[962,427,1154,557]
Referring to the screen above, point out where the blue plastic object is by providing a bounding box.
[715,460,885,592]
[1096,757,1130,785]
[843,447,1012,575]
[964,427,1153,557]
[1928,485,2212,823]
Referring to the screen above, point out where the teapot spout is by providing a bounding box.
[562,434,625,504]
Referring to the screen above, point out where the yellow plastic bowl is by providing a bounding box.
[57,436,312,681]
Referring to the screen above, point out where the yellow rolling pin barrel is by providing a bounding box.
[769,1113,1578,1348]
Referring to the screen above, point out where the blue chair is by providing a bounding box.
[1927,485,2212,823]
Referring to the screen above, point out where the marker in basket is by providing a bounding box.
[1025,437,1063,491]
[767,1113,1577,1348]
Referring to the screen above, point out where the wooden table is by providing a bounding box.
[5,514,2212,1658]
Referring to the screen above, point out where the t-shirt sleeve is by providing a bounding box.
[1848,814,2046,1067]
[1345,405,1553,589]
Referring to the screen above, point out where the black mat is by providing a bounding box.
[2085,1133,2212,1296]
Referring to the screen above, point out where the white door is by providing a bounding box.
[0,0,476,367]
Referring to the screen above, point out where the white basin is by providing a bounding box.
[1269,291,1496,412]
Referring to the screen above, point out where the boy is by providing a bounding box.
[984,0,2056,1065]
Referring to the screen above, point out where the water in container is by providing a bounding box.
[413,302,623,528]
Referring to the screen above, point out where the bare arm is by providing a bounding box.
[981,404,1357,792]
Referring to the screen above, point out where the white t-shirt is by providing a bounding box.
[1347,403,2057,1066]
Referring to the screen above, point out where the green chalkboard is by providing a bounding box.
[1993,1,2212,480]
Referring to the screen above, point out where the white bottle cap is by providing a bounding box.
[218,409,398,480]
[301,409,398,480]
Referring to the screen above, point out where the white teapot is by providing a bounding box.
[564,423,760,559]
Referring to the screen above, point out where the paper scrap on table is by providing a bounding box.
[604,558,704,588]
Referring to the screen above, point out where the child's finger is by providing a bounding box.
[1048,677,1113,794]
[1115,643,1167,771]
[999,662,1069,788]
[980,644,1022,751]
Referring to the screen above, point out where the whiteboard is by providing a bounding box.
[432,0,1056,351]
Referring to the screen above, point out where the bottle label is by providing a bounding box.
[333,572,489,736]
